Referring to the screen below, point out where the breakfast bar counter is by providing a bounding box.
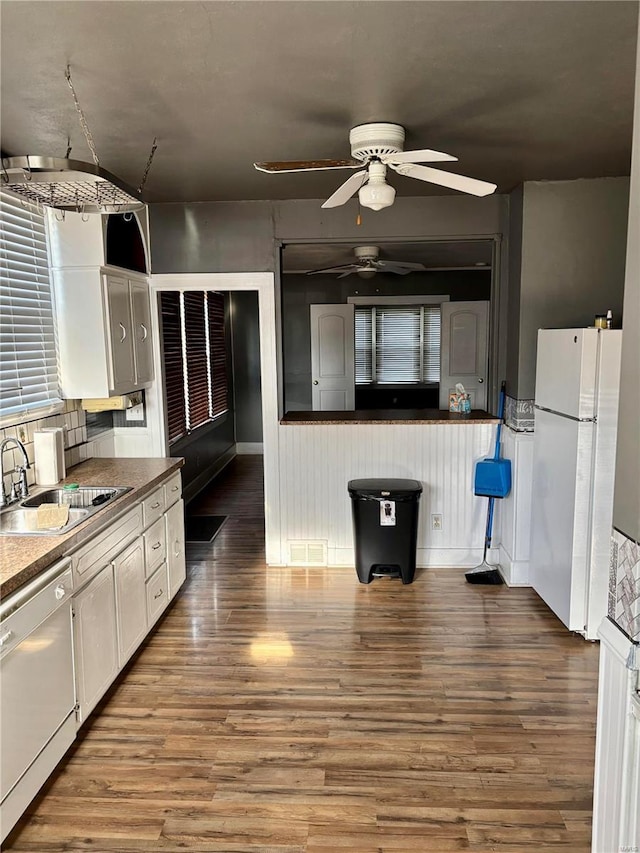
[281,409,499,425]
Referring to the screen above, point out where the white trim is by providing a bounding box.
[328,547,501,569]
[348,294,450,305]
[148,272,281,564]
[497,544,531,586]
[235,442,263,455]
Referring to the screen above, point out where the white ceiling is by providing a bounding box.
[1,1,638,207]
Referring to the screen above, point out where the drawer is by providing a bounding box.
[143,517,166,579]
[71,504,142,587]
[145,563,169,625]
[142,486,165,528]
[163,472,182,508]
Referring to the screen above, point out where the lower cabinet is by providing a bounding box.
[166,499,186,598]
[73,564,119,723]
[113,538,147,668]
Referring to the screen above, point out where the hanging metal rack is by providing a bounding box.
[0,66,155,214]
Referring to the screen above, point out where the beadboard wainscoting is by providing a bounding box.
[278,422,495,568]
[493,427,535,586]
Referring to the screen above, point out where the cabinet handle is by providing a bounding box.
[153,588,164,600]
[0,630,13,647]
[151,502,160,509]
[171,485,179,492]
[119,322,127,343]
[140,323,148,342]
[54,585,67,600]
[152,542,162,550]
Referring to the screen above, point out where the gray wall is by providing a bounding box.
[230,291,263,443]
[150,196,505,274]
[614,42,640,542]
[282,269,491,411]
[509,177,630,399]
[505,185,524,395]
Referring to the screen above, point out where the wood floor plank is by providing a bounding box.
[4,456,601,852]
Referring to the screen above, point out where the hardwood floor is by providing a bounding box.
[5,456,600,852]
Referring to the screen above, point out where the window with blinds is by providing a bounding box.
[0,191,62,422]
[355,304,441,384]
[159,290,228,445]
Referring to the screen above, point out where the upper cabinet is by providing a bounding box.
[48,209,154,398]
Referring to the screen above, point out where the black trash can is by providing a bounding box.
[348,478,422,585]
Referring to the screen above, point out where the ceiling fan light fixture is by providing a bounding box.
[358,162,396,211]
[357,268,377,279]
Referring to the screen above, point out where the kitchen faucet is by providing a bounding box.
[0,437,31,508]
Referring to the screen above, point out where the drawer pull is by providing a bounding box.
[150,502,161,509]
[171,485,179,492]
[0,630,13,647]
[151,542,162,550]
[153,588,164,600]
[54,585,67,600]
[119,322,127,343]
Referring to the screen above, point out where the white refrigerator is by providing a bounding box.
[530,328,622,639]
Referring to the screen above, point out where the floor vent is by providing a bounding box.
[287,540,328,566]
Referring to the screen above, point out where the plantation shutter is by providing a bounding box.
[159,291,186,443]
[375,307,421,383]
[423,306,441,382]
[207,292,228,417]
[0,191,61,419]
[183,291,210,431]
[354,307,373,383]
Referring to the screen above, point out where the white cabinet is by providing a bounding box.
[52,266,153,398]
[113,538,147,668]
[166,499,186,599]
[72,564,119,723]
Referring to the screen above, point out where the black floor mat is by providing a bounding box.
[185,515,227,543]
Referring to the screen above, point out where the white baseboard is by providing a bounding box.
[235,442,263,455]
[325,547,503,569]
[497,543,531,586]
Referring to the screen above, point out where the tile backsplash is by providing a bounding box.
[609,528,640,641]
[1,400,92,496]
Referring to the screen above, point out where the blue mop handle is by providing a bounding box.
[493,381,507,461]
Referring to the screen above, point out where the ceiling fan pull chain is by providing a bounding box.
[65,65,100,166]
[137,137,158,194]
[356,199,362,226]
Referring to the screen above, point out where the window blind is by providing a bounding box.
[355,303,441,384]
[0,191,61,421]
[207,292,228,417]
[159,291,186,443]
[183,291,210,431]
[160,290,229,445]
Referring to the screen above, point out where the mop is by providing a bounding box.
[465,382,511,584]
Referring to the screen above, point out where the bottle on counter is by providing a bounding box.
[606,309,613,329]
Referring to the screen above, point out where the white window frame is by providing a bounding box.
[0,191,63,427]
[349,295,449,386]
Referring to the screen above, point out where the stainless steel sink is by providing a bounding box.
[22,486,130,510]
[0,486,131,536]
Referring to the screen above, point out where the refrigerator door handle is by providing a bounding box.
[534,405,595,423]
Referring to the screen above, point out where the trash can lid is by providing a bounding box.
[348,478,423,499]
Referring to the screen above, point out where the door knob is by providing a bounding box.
[478,378,484,384]
[313,380,319,385]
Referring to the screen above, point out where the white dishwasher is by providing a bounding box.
[1,558,76,842]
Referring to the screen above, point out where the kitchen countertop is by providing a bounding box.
[281,409,500,425]
[0,457,184,598]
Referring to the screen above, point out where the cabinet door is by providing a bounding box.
[166,499,186,599]
[105,274,136,392]
[73,564,118,724]
[113,538,147,668]
[130,279,154,384]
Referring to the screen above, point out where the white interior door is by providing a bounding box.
[310,304,355,411]
[439,301,489,410]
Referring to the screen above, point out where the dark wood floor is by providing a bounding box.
[6,456,600,852]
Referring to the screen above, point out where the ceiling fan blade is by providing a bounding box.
[321,170,368,208]
[382,148,457,164]
[392,163,497,196]
[377,260,427,272]
[254,159,361,173]
[307,264,358,276]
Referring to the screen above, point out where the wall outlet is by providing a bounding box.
[125,403,145,422]
[431,513,443,530]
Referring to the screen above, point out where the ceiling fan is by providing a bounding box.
[254,122,497,211]
[306,245,427,278]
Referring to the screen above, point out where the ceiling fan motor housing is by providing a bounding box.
[350,123,405,162]
[354,245,380,262]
